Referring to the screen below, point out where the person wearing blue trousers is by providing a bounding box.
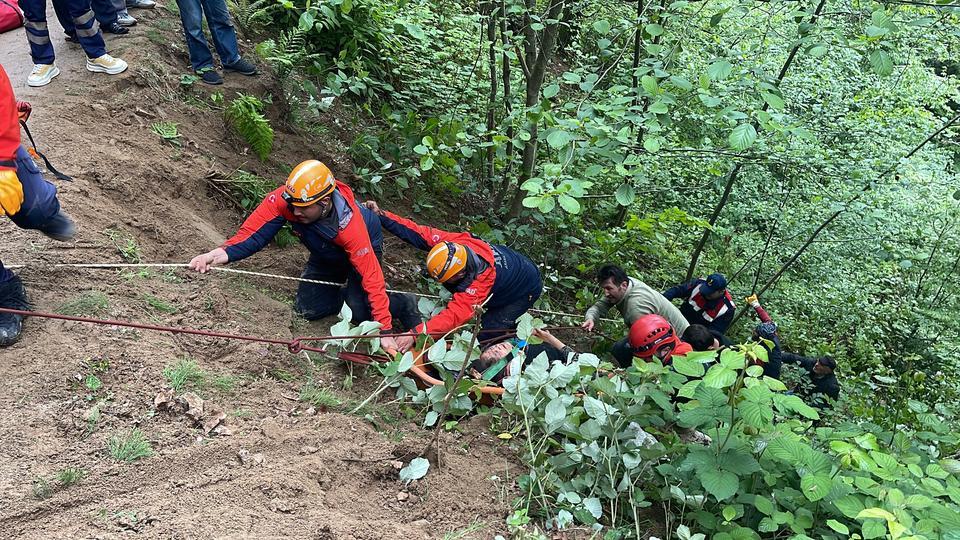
[51,0,129,36]
[0,69,76,346]
[174,0,257,85]
[18,0,129,86]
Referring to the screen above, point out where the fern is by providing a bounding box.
[255,27,321,84]
[224,94,274,161]
[226,0,275,36]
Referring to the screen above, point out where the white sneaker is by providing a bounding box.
[27,64,60,87]
[116,12,137,26]
[86,54,129,75]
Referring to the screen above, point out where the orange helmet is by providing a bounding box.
[426,242,468,283]
[283,160,336,206]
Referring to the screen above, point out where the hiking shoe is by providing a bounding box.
[0,275,29,347]
[87,54,128,75]
[27,64,60,87]
[223,58,257,76]
[198,69,223,85]
[126,0,155,7]
[102,21,129,34]
[40,211,76,242]
[117,11,137,26]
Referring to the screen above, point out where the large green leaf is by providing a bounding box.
[800,474,833,501]
[558,194,581,214]
[728,123,758,151]
[707,59,733,80]
[615,184,636,206]
[672,355,705,377]
[699,469,739,501]
[547,130,574,149]
[868,50,893,76]
[703,364,738,388]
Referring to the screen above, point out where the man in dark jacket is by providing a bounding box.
[663,273,736,334]
[363,200,542,351]
[782,353,840,406]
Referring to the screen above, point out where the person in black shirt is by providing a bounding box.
[782,353,840,407]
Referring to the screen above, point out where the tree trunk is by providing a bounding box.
[483,0,498,191]
[506,0,566,219]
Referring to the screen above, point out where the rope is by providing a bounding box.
[7,261,619,323]
[0,306,588,355]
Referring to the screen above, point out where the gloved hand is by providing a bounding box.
[0,169,24,216]
[17,101,32,122]
[745,294,759,306]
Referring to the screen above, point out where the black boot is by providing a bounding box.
[0,275,30,347]
[39,211,76,242]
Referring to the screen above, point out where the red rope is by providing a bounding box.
[0,307,588,356]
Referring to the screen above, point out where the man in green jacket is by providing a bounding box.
[582,265,690,366]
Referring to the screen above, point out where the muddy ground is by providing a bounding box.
[0,7,519,538]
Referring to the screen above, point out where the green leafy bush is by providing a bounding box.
[500,344,960,538]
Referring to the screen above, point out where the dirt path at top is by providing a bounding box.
[0,10,517,539]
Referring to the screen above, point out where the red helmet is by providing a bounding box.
[629,314,680,361]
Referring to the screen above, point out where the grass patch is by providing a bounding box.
[56,467,88,487]
[108,430,153,462]
[163,358,205,392]
[32,478,52,499]
[103,228,142,263]
[299,382,342,409]
[142,293,178,314]
[443,520,487,540]
[211,374,239,393]
[58,292,109,316]
[84,403,102,437]
[267,367,295,382]
[84,374,103,392]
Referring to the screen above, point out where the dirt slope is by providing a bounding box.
[0,8,517,539]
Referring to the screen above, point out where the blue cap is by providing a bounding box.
[701,273,728,295]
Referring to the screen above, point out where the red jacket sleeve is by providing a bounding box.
[0,66,20,169]
[417,265,495,335]
[752,303,772,323]
[334,189,393,331]
[222,187,288,262]
[379,210,472,251]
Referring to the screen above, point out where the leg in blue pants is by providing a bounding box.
[1,145,73,345]
[479,288,542,344]
[296,253,421,331]
[20,0,107,61]
[53,0,118,34]
[174,0,239,71]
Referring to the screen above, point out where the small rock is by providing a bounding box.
[238,449,264,467]
[213,424,234,436]
[202,410,227,434]
[154,389,175,410]
[396,492,409,502]
[178,392,204,421]
[269,498,294,513]
[260,417,282,440]
[304,407,316,416]
[389,460,404,470]
[299,446,319,455]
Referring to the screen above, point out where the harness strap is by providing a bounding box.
[19,120,72,182]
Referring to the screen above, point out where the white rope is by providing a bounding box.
[7,261,617,322]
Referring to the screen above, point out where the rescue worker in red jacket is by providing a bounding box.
[363,201,543,352]
[663,273,736,334]
[0,65,76,346]
[628,314,692,366]
[188,161,417,348]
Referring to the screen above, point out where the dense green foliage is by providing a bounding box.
[233,0,960,535]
